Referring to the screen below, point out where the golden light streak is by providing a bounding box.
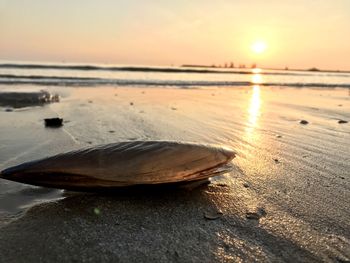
[248,85,261,127]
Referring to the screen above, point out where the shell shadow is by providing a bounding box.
[0,183,323,262]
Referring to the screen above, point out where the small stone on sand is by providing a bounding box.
[274,158,280,163]
[246,212,261,220]
[109,130,115,133]
[44,118,63,128]
[338,120,348,124]
[130,102,134,106]
[171,107,177,110]
[276,135,282,138]
[258,207,267,217]
[243,183,250,188]
[246,208,267,220]
[204,211,223,220]
[299,120,309,125]
[93,208,101,215]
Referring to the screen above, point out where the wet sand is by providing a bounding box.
[0,86,349,262]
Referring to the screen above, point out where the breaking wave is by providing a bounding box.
[1,73,350,88]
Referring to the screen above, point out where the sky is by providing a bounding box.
[1,0,350,70]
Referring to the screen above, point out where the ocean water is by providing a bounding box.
[0,61,350,88]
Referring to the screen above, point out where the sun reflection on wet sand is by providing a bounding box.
[245,85,262,140]
[248,85,261,126]
[236,84,263,174]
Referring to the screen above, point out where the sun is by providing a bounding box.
[251,41,267,54]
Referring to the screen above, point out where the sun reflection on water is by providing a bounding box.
[251,73,263,84]
[252,68,262,74]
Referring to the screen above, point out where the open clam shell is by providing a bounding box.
[0,141,235,191]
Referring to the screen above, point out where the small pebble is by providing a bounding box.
[109,130,115,133]
[276,135,282,138]
[299,120,309,125]
[93,208,101,215]
[130,102,134,106]
[246,212,261,220]
[258,207,267,217]
[243,183,250,188]
[274,158,280,163]
[44,118,63,127]
[246,208,267,220]
[88,100,93,103]
[204,211,223,220]
[338,120,348,124]
[171,107,177,110]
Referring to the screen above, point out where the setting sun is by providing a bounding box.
[251,41,267,54]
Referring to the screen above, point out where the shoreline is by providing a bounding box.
[181,64,350,74]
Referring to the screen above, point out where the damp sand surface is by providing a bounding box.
[0,85,349,262]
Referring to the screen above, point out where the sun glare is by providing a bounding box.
[251,41,267,54]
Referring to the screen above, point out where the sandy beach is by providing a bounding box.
[0,85,349,262]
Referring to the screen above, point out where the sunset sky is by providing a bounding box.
[1,0,350,70]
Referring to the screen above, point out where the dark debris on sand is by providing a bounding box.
[44,118,63,128]
[299,120,309,125]
[0,90,59,108]
[243,182,250,188]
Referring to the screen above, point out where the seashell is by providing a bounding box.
[0,141,235,191]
